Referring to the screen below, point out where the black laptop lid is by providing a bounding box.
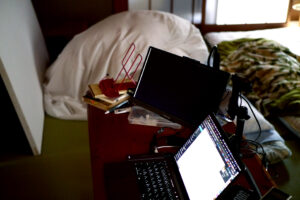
[133,47,230,127]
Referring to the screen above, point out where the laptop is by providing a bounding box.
[104,114,242,200]
[131,47,230,128]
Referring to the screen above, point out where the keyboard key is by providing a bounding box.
[134,160,179,200]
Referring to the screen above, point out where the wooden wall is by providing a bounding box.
[32,0,114,62]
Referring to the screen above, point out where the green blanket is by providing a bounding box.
[218,38,300,116]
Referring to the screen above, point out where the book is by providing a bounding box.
[88,84,128,104]
[83,91,130,111]
[82,92,111,111]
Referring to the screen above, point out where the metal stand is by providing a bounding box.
[230,106,262,200]
[228,74,262,200]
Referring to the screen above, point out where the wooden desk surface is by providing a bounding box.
[87,105,275,200]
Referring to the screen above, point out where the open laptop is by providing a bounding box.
[104,114,242,200]
[131,46,230,128]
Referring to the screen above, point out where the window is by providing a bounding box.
[128,0,203,24]
[206,0,290,25]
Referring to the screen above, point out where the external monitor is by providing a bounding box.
[133,46,230,128]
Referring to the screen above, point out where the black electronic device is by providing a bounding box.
[132,46,230,128]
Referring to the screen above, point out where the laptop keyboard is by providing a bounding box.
[134,160,180,200]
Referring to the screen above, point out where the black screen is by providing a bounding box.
[133,47,230,127]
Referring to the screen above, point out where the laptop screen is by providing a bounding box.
[133,47,230,128]
[174,115,241,200]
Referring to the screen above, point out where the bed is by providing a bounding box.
[205,27,300,140]
[42,3,293,165]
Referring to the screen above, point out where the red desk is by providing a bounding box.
[87,105,275,200]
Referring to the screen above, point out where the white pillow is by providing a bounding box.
[43,10,209,120]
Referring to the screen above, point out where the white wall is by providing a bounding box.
[0,0,49,155]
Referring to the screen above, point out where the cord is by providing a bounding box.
[207,46,215,67]
[207,46,220,70]
[240,95,262,142]
[242,139,269,170]
[236,94,268,168]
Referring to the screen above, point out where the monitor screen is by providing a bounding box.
[133,47,230,127]
[175,115,241,199]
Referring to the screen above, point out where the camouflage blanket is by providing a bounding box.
[218,38,300,116]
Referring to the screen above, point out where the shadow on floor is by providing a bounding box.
[268,117,300,199]
[0,115,93,200]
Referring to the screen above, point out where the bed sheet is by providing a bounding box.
[43,10,209,120]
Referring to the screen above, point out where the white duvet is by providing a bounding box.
[43,10,209,120]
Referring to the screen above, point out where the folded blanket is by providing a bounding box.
[218,38,300,117]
